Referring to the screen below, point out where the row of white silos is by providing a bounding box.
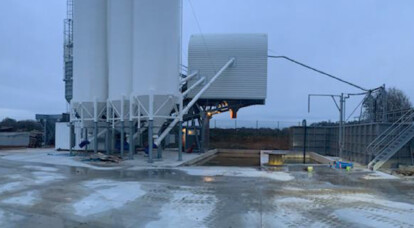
[72,0,182,125]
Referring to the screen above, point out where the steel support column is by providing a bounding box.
[148,120,154,163]
[106,122,110,155]
[84,127,88,151]
[201,112,210,153]
[111,125,115,154]
[157,131,162,159]
[178,121,183,161]
[120,121,125,158]
[94,121,98,153]
[129,120,134,160]
[157,143,162,159]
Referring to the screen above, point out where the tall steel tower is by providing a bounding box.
[63,0,73,103]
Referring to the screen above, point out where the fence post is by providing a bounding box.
[235,119,237,129]
[302,119,307,164]
[256,120,258,129]
[277,121,280,129]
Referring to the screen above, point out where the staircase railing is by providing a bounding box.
[366,109,414,158]
[369,123,414,170]
[366,109,414,170]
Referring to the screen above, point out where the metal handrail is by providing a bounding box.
[370,121,413,157]
[366,109,414,154]
[368,109,412,148]
[370,122,414,169]
[367,109,414,170]
[375,108,413,122]
[373,122,413,157]
[371,124,414,159]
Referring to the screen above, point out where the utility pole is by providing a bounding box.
[268,55,384,159]
[339,93,344,159]
[309,94,346,159]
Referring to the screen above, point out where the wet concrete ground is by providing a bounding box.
[0,155,414,227]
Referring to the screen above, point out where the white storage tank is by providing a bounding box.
[132,0,182,120]
[188,34,268,102]
[107,0,133,120]
[72,0,108,120]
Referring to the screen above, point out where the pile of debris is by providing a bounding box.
[89,152,122,163]
[395,165,414,176]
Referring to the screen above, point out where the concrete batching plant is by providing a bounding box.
[60,0,268,163]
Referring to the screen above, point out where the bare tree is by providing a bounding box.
[385,87,412,111]
[362,87,412,122]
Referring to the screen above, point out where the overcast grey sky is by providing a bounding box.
[1,0,413,123]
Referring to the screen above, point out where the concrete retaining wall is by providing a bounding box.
[291,123,414,167]
[0,132,30,147]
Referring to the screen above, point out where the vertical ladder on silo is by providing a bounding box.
[64,0,73,103]
[367,109,414,170]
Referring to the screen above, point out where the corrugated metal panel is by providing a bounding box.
[188,34,268,100]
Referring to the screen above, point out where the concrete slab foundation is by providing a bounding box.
[0,148,413,227]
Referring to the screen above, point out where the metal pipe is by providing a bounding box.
[184,58,235,114]
[154,58,235,146]
[181,71,198,83]
[182,77,205,97]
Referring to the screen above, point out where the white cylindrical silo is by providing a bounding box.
[132,0,182,99]
[72,0,108,118]
[107,0,133,120]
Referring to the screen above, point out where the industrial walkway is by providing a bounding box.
[0,151,413,227]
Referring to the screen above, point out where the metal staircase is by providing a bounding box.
[367,109,414,170]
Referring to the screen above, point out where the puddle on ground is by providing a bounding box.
[64,166,208,185]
